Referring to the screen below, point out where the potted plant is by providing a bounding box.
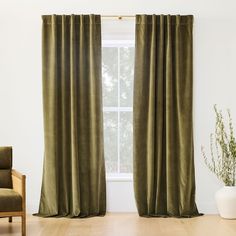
[201,105,236,219]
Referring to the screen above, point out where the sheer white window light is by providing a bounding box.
[102,19,135,178]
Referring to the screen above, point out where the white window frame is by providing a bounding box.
[102,40,134,181]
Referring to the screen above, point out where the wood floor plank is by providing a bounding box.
[0,214,236,236]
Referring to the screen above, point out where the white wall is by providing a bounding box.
[1,0,236,214]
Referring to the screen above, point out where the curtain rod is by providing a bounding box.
[101,15,135,20]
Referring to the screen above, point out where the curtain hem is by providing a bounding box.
[138,213,204,218]
[33,212,106,218]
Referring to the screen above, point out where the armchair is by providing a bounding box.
[0,147,26,236]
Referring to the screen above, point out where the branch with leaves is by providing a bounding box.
[201,105,236,186]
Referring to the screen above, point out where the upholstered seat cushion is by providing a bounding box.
[0,188,22,212]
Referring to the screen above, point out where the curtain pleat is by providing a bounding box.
[133,14,202,217]
[36,14,106,217]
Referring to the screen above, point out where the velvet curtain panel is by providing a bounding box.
[133,15,201,217]
[37,15,106,217]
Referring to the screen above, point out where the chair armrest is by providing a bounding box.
[11,169,26,211]
[12,169,26,180]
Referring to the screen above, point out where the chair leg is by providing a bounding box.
[9,217,12,223]
[21,214,26,236]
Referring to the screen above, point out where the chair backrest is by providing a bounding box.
[0,147,13,188]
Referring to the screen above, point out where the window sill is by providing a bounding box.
[106,174,133,182]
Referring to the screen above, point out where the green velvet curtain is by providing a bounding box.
[37,15,106,217]
[133,15,201,217]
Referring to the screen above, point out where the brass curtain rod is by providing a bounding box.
[101,15,135,20]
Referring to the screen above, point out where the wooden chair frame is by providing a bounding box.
[0,169,26,236]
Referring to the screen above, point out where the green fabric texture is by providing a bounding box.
[0,147,12,169]
[37,15,106,217]
[133,15,201,217]
[0,170,12,188]
[0,188,22,212]
[0,147,12,188]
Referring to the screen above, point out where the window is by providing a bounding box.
[102,40,134,175]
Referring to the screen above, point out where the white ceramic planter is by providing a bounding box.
[215,186,236,219]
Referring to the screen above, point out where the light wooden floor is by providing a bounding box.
[0,214,236,236]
